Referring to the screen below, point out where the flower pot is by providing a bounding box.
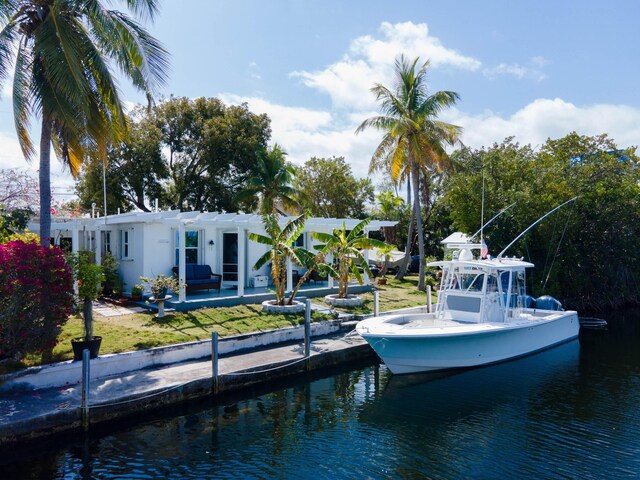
[71,336,102,361]
[377,277,387,285]
[156,287,168,300]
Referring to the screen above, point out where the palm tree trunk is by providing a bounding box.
[394,199,416,280]
[406,177,411,205]
[39,118,52,247]
[412,164,426,291]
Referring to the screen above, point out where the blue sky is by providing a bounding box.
[2,0,639,198]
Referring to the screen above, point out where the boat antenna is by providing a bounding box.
[470,202,517,240]
[480,174,485,247]
[498,197,578,259]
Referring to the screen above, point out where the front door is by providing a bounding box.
[222,232,238,283]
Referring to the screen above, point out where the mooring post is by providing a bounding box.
[427,285,432,313]
[373,289,379,317]
[81,349,90,431]
[212,331,219,395]
[305,299,311,370]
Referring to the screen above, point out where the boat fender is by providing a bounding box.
[536,295,563,311]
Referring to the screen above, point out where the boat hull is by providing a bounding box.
[357,311,579,374]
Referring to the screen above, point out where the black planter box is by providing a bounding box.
[71,336,103,361]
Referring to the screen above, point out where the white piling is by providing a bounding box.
[373,289,379,317]
[212,331,219,395]
[81,349,90,431]
[304,299,311,370]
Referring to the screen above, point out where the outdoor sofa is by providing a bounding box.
[172,265,222,293]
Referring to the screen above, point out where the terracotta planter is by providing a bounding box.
[377,277,387,285]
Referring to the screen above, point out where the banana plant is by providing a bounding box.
[313,218,387,298]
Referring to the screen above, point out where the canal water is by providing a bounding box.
[4,310,640,479]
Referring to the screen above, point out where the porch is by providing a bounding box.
[157,281,373,312]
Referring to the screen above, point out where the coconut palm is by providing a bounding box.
[238,144,299,215]
[0,0,169,246]
[356,54,462,290]
[313,218,387,299]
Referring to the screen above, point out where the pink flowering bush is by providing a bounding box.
[0,240,74,360]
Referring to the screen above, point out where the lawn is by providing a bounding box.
[323,275,436,315]
[6,277,432,373]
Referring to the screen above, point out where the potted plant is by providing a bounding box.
[313,218,387,307]
[68,251,105,360]
[131,284,144,301]
[376,243,398,285]
[139,274,180,300]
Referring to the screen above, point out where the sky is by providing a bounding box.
[1,0,640,200]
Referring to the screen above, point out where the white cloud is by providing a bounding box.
[0,131,78,202]
[447,98,640,150]
[483,56,548,82]
[218,94,382,175]
[291,21,482,110]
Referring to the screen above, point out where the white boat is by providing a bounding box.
[357,226,579,375]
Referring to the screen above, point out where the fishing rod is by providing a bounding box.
[497,197,578,259]
[470,202,517,241]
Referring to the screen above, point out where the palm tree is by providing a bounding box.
[313,218,386,299]
[249,213,308,305]
[238,144,299,215]
[356,54,462,290]
[0,0,169,246]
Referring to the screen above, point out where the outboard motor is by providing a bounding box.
[536,295,563,311]
[522,295,536,308]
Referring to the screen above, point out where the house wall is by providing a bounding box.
[141,223,175,284]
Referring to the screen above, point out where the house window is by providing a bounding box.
[295,233,305,248]
[101,231,111,255]
[175,230,200,265]
[121,229,132,259]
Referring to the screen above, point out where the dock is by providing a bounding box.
[0,326,376,447]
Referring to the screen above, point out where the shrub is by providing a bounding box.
[101,252,122,297]
[0,240,74,360]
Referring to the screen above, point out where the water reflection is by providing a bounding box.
[4,314,640,479]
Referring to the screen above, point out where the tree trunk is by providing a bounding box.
[406,177,411,206]
[394,200,416,280]
[39,118,52,247]
[412,164,426,291]
[83,297,94,341]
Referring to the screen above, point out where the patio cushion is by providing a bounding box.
[185,264,195,279]
[192,265,211,279]
[188,278,216,286]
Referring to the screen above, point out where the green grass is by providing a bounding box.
[3,278,429,373]
[323,276,436,315]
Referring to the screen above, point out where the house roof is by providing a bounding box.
[37,210,397,232]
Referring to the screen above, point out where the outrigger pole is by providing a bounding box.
[498,197,578,259]
[470,202,517,241]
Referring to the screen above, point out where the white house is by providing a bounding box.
[31,211,396,304]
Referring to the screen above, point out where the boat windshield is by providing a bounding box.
[444,268,485,293]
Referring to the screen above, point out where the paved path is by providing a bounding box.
[0,329,371,446]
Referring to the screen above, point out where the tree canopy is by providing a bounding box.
[293,156,374,219]
[443,133,640,311]
[76,97,272,212]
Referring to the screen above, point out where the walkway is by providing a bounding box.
[0,328,375,447]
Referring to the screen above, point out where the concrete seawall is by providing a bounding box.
[0,325,377,447]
